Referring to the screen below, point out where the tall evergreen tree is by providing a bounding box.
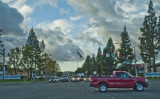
[22,45,34,78]
[82,55,92,75]
[25,27,43,77]
[91,54,96,72]
[37,40,45,73]
[103,37,117,75]
[139,0,158,72]
[118,26,134,72]
[156,16,160,50]
[96,47,102,75]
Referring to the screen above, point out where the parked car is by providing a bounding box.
[49,77,55,83]
[71,76,80,82]
[54,77,59,82]
[90,71,148,92]
[60,76,69,82]
[83,76,90,82]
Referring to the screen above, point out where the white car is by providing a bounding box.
[49,77,55,83]
[83,77,90,82]
[54,77,59,82]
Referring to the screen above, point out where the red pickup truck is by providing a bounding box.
[90,71,148,92]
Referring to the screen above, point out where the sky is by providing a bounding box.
[0,0,160,72]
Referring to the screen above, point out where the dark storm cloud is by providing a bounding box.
[0,1,24,36]
[34,28,84,61]
[2,35,26,57]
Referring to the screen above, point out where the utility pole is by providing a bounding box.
[133,47,137,77]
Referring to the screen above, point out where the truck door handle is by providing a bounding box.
[120,79,123,80]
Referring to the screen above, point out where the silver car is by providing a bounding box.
[83,76,90,82]
[49,77,55,83]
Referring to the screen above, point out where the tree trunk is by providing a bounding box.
[153,56,157,72]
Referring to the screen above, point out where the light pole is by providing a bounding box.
[133,47,137,77]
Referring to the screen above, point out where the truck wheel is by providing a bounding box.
[135,83,144,91]
[99,84,107,92]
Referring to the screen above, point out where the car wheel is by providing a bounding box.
[99,84,107,92]
[135,83,144,91]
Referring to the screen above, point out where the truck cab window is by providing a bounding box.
[116,72,129,78]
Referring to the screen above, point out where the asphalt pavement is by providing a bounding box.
[0,80,160,99]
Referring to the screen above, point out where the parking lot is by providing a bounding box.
[0,80,160,99]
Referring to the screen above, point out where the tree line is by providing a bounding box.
[76,26,134,76]
[76,0,160,76]
[7,27,61,79]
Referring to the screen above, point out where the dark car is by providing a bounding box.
[60,76,69,82]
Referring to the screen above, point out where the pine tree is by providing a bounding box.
[96,47,102,75]
[25,27,43,78]
[82,55,92,75]
[91,54,96,73]
[139,0,158,72]
[37,40,45,73]
[156,16,160,50]
[22,45,34,78]
[40,40,45,53]
[118,25,134,72]
[103,37,116,75]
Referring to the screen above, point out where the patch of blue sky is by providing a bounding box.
[26,0,78,27]
[57,0,78,18]
[29,6,62,24]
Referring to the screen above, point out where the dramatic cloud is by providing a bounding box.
[3,35,27,57]
[0,1,24,36]
[78,32,103,46]
[34,28,84,61]
[36,19,73,34]
[68,0,160,60]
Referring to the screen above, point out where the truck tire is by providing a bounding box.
[99,84,107,92]
[135,83,144,91]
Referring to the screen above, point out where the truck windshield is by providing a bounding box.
[116,72,133,78]
[127,73,134,77]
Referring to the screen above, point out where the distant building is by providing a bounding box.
[152,63,160,72]
[62,71,75,77]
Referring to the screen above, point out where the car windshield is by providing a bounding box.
[127,73,134,77]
